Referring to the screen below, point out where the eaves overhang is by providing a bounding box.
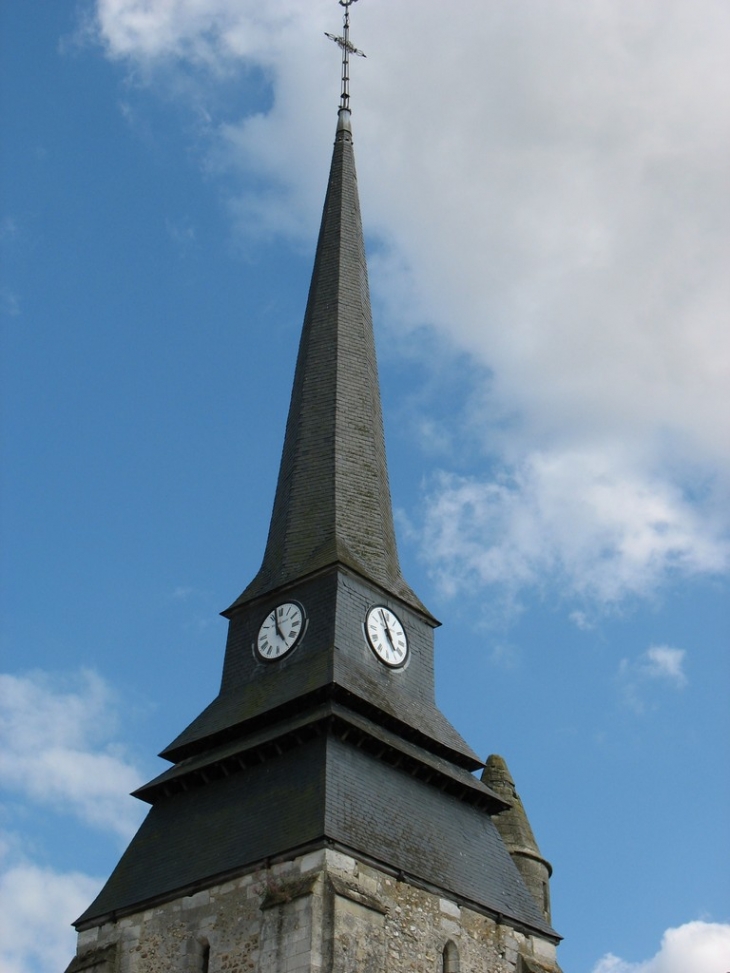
[136,700,504,813]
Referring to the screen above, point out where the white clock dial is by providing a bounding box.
[365,606,408,667]
[256,602,305,661]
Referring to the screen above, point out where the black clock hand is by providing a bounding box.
[379,610,396,650]
[273,608,285,640]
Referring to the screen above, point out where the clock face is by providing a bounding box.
[256,602,305,661]
[365,606,408,668]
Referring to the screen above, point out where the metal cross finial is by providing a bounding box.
[325,0,366,115]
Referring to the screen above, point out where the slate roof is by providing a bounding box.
[226,111,428,619]
[76,728,557,942]
[135,703,500,808]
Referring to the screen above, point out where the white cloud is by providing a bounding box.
[88,0,730,608]
[416,450,728,606]
[618,645,688,713]
[0,670,145,839]
[642,645,687,687]
[95,0,298,65]
[592,921,730,973]
[569,611,594,631]
[0,861,101,973]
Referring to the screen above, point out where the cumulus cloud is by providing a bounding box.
[88,0,730,610]
[0,670,145,839]
[592,921,730,973]
[95,0,298,65]
[416,450,728,606]
[0,861,101,973]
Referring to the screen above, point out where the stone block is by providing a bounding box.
[439,897,461,918]
[299,850,326,874]
[325,849,356,874]
[182,890,210,910]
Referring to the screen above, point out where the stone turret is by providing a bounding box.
[482,754,554,923]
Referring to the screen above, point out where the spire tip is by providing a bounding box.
[326,0,365,117]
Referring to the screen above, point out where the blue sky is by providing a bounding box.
[1,2,729,972]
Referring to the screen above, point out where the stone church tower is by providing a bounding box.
[66,7,563,972]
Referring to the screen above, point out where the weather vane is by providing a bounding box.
[325,0,366,115]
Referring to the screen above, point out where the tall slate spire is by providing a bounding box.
[228,109,426,616]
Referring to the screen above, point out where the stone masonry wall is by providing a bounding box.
[69,850,559,973]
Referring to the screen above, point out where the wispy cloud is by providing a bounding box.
[165,217,196,252]
[592,920,730,973]
[169,585,198,600]
[641,645,687,688]
[617,645,688,713]
[569,611,594,631]
[0,860,101,973]
[489,643,521,670]
[0,670,145,839]
[94,0,299,66]
[0,215,18,242]
[415,451,728,609]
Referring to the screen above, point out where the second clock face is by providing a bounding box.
[256,602,305,661]
[365,606,408,667]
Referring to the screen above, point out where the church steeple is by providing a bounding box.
[67,8,562,966]
[228,103,426,617]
